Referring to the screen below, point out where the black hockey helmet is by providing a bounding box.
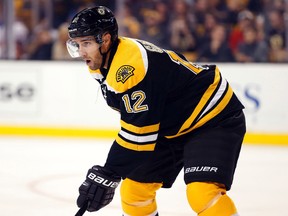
[68,6,118,44]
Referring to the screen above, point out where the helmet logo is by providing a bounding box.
[97,7,106,15]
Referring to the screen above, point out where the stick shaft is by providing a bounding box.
[75,200,89,216]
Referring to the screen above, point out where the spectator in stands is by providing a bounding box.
[154,0,169,28]
[140,9,169,48]
[266,9,287,62]
[263,0,286,13]
[225,0,248,26]
[197,13,218,46]
[28,30,53,60]
[117,3,141,38]
[197,24,235,62]
[192,0,208,40]
[126,0,160,23]
[154,0,170,45]
[255,13,266,42]
[0,8,29,59]
[234,26,268,62]
[193,0,208,26]
[120,1,170,49]
[169,0,197,52]
[228,9,255,54]
[51,22,71,60]
[11,13,29,59]
[0,2,3,59]
[207,0,229,23]
[52,1,70,29]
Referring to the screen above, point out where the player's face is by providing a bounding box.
[67,36,103,70]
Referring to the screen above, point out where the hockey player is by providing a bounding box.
[67,6,246,216]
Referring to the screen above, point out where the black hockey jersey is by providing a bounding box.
[89,37,244,151]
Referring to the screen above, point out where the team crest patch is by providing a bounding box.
[116,65,135,83]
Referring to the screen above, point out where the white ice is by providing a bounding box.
[0,136,287,216]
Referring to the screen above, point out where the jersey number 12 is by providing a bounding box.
[122,90,149,113]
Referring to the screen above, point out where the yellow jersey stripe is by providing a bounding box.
[120,120,160,134]
[197,75,227,120]
[116,136,156,151]
[165,50,202,74]
[166,85,233,138]
[191,85,233,130]
[167,67,221,138]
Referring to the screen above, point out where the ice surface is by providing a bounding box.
[0,136,287,216]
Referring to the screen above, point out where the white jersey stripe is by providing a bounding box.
[119,130,158,143]
[131,39,149,74]
[197,77,227,121]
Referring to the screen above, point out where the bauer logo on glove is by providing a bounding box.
[87,171,120,188]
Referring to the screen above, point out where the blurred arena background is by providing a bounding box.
[1,0,288,215]
[1,0,288,62]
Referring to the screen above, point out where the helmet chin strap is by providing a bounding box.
[99,39,115,69]
[99,46,107,69]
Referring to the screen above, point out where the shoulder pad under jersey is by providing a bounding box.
[105,37,148,93]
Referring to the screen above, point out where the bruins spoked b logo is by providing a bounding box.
[97,7,105,15]
[116,65,135,83]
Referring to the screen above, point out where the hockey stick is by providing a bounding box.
[75,200,89,216]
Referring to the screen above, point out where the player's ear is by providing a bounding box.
[101,33,112,52]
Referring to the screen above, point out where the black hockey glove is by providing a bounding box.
[76,165,121,212]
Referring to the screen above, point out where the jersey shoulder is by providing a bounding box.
[106,37,150,93]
